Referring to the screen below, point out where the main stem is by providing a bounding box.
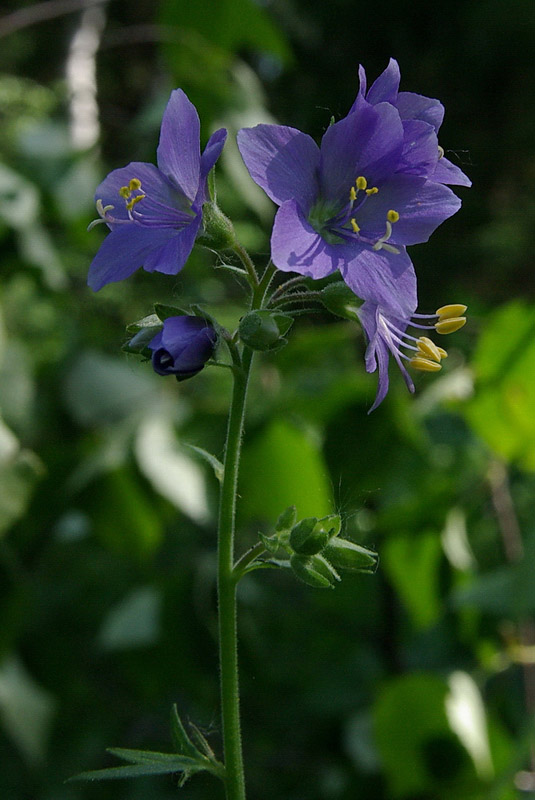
[217,347,253,800]
[217,262,276,800]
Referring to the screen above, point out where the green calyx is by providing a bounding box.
[320,281,362,322]
[239,310,293,352]
[199,202,237,251]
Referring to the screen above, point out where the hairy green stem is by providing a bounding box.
[217,258,276,800]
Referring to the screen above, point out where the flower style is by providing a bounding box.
[237,64,466,321]
[358,300,467,412]
[88,90,227,291]
[148,315,217,379]
[351,58,471,188]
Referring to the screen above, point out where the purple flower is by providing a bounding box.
[148,316,217,380]
[88,90,227,291]
[237,66,466,320]
[351,58,471,188]
[358,300,467,412]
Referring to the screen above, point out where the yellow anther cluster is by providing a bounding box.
[435,303,467,335]
[387,209,400,223]
[410,335,447,372]
[350,218,360,233]
[118,177,145,213]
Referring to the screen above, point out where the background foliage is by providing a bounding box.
[1,0,535,798]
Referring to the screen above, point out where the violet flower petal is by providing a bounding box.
[88,225,175,291]
[365,57,401,105]
[319,101,403,202]
[271,199,341,278]
[398,120,439,177]
[355,174,462,245]
[156,89,201,202]
[396,91,445,131]
[143,214,202,274]
[431,156,472,187]
[341,246,417,320]
[237,124,320,211]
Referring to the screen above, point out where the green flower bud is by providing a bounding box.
[290,517,324,555]
[200,202,237,250]
[123,314,163,358]
[290,553,340,589]
[322,537,378,573]
[320,282,361,322]
[275,505,297,533]
[239,310,293,352]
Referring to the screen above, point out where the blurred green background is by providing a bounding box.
[1,0,535,798]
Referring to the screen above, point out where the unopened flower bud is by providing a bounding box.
[290,553,340,589]
[276,505,297,533]
[148,315,217,381]
[200,202,237,250]
[239,310,293,351]
[320,282,361,321]
[322,537,378,573]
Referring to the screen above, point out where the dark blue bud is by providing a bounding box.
[148,316,217,380]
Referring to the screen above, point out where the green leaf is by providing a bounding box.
[185,444,224,483]
[107,748,201,766]
[170,705,202,760]
[465,301,535,470]
[239,420,333,523]
[70,761,202,782]
[154,303,189,321]
[126,313,162,334]
[382,532,442,628]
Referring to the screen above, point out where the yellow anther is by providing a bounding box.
[356,176,367,191]
[435,317,466,335]
[417,336,442,362]
[438,145,444,159]
[119,186,131,199]
[126,194,145,211]
[350,218,360,233]
[366,186,379,195]
[436,304,468,319]
[387,209,399,223]
[409,356,442,373]
[437,347,448,359]
[129,178,142,191]
[350,186,357,202]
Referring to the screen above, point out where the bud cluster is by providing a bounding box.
[259,506,378,589]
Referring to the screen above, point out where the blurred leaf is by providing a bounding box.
[185,444,224,483]
[465,302,535,470]
[135,415,211,524]
[239,419,332,523]
[374,673,471,798]
[0,655,55,765]
[98,587,161,651]
[0,417,43,535]
[446,671,493,780]
[382,531,443,629]
[64,351,157,426]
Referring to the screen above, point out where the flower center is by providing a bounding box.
[118,177,146,212]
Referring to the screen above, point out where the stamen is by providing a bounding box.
[438,145,444,159]
[436,304,467,318]
[435,317,466,334]
[351,218,360,233]
[416,336,443,362]
[126,194,146,211]
[409,356,442,372]
[356,176,367,191]
[349,186,357,202]
[373,211,400,253]
[119,186,131,199]
[129,178,142,191]
[366,186,379,195]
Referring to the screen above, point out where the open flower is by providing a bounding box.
[237,72,465,320]
[358,300,467,412]
[88,90,227,291]
[351,58,471,188]
[148,316,217,380]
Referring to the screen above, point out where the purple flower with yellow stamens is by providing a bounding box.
[358,300,467,412]
[88,90,227,291]
[237,70,465,320]
[351,58,471,188]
